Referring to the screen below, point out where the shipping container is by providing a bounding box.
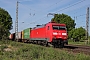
[22,31,24,39]
[18,32,22,39]
[22,28,31,39]
[16,32,22,39]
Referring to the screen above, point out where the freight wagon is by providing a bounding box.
[9,32,22,41]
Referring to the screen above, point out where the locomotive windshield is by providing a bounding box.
[53,26,66,30]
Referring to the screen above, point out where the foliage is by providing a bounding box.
[0,7,13,40]
[69,40,90,46]
[68,27,86,41]
[0,40,90,60]
[51,13,76,31]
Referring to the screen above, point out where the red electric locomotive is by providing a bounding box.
[30,22,68,47]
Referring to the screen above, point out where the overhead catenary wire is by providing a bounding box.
[18,0,64,22]
[77,14,86,17]
[33,0,87,23]
[55,0,86,13]
[19,3,36,15]
[18,0,64,21]
[42,0,63,12]
[19,0,88,25]
[19,0,63,15]
[74,14,86,19]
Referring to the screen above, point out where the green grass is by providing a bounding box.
[0,40,90,60]
[68,39,90,46]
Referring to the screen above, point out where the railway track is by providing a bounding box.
[62,44,90,55]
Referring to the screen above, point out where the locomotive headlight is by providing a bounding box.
[53,32,57,35]
[62,33,66,35]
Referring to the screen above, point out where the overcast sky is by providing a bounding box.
[0,0,90,34]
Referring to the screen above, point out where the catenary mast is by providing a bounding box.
[15,1,19,41]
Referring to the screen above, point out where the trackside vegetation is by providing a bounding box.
[0,7,13,40]
[68,36,90,46]
[0,40,90,60]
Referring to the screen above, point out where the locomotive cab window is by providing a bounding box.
[53,26,66,30]
[48,26,50,30]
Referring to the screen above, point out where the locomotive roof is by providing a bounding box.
[32,24,46,29]
[47,22,66,26]
[32,22,66,29]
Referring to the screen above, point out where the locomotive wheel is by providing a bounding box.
[59,41,64,48]
[52,42,58,48]
[53,44,57,48]
[44,41,48,47]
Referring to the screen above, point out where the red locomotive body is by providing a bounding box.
[30,22,68,47]
[30,25,46,40]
